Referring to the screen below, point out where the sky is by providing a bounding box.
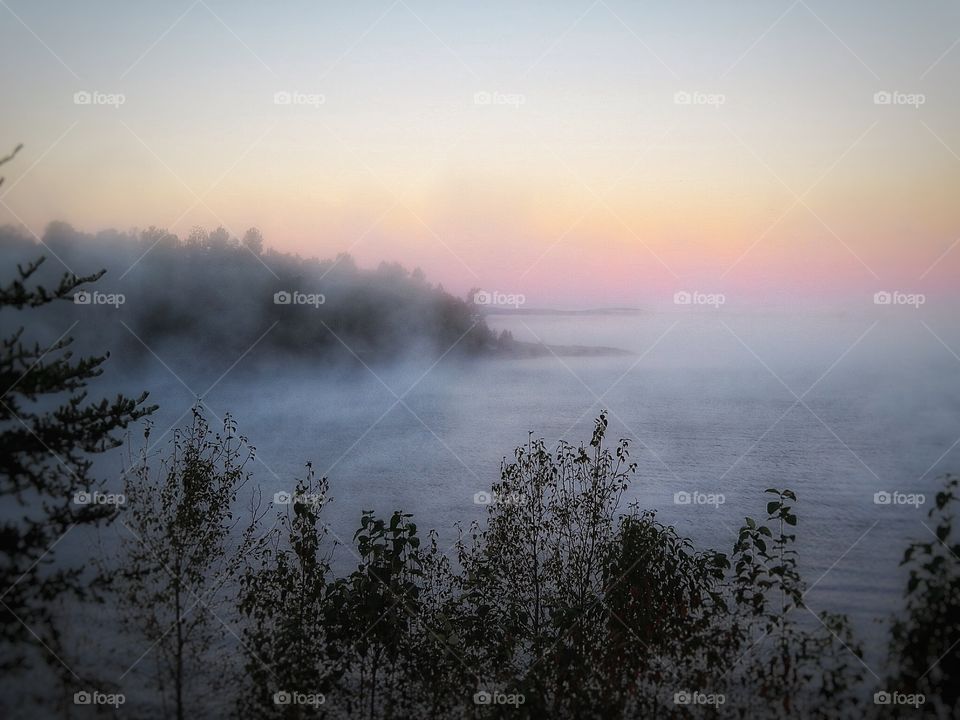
[1,0,958,306]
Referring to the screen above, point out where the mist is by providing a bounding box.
[3,0,960,711]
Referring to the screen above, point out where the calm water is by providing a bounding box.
[86,308,960,658]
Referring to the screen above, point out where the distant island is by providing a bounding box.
[0,223,632,367]
[494,336,634,358]
[478,306,643,316]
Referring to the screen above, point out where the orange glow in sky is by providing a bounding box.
[1,1,958,305]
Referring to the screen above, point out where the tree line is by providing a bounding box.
[0,220,497,369]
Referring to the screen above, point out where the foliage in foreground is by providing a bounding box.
[0,241,154,700]
[115,411,264,720]
[108,410,957,719]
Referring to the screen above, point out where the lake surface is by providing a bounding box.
[90,308,960,662]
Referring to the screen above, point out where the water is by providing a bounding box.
[83,308,960,664]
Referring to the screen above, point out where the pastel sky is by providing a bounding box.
[1,0,958,306]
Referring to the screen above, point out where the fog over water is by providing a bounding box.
[64,304,958,659]
[6,0,960,714]
[3,220,957,684]
[3,223,958,711]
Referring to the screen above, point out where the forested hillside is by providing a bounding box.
[0,222,497,366]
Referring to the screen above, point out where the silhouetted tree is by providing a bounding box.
[242,227,264,256]
[115,410,263,720]
[0,192,154,694]
[1,144,155,686]
[184,226,208,249]
[888,475,960,716]
[237,465,339,719]
[207,226,232,251]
